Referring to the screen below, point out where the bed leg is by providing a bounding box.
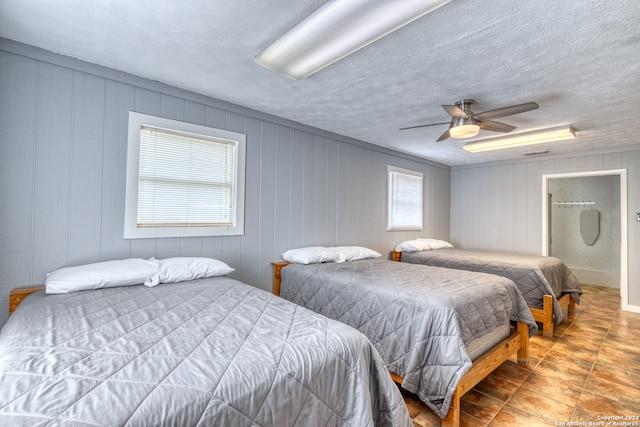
[441,389,460,427]
[568,296,576,313]
[517,321,530,364]
[541,294,554,337]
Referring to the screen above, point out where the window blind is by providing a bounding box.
[137,126,236,227]
[388,167,423,230]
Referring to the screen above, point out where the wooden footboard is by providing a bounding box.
[530,293,575,337]
[445,321,529,427]
[8,285,45,315]
[391,322,529,427]
[271,260,530,427]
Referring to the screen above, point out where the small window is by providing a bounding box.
[124,112,246,238]
[387,166,423,231]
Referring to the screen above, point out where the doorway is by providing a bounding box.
[542,170,628,309]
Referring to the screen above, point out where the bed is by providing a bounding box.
[271,247,537,427]
[391,239,582,337]
[1,257,411,427]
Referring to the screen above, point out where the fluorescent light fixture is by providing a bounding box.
[254,0,452,80]
[463,125,576,153]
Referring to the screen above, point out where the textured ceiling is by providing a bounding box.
[1,0,639,166]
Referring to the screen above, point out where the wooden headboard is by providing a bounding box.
[270,261,291,296]
[8,286,45,316]
[390,250,402,261]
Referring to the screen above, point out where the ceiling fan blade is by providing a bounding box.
[399,122,450,131]
[479,120,516,133]
[473,102,539,121]
[436,129,450,142]
[442,105,469,119]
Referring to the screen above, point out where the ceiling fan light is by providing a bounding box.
[449,124,480,138]
[463,125,576,152]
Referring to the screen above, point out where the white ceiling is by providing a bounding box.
[2,0,639,166]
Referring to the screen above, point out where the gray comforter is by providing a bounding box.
[280,259,537,419]
[0,277,410,427]
[401,249,582,323]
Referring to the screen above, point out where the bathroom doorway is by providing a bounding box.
[542,170,628,307]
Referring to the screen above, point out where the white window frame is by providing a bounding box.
[124,111,246,239]
[387,166,423,231]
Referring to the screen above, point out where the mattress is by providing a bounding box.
[279,259,537,419]
[465,323,511,361]
[0,277,411,427]
[400,248,582,323]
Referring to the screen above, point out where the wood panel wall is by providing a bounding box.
[0,40,451,327]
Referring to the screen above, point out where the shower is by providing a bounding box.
[543,172,624,290]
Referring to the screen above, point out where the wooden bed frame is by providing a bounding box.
[8,285,45,316]
[390,250,576,337]
[271,261,530,427]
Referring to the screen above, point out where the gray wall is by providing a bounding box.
[451,150,640,310]
[0,40,451,327]
[549,175,620,287]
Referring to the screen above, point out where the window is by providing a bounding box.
[124,112,246,238]
[387,166,423,231]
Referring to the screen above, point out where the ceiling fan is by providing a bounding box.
[400,99,539,142]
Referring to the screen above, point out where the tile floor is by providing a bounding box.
[402,284,640,426]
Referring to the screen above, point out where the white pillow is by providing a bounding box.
[282,246,340,264]
[394,238,454,252]
[45,258,159,294]
[334,246,381,263]
[145,257,235,287]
